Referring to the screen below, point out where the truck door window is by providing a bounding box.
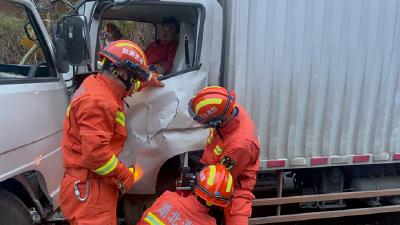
[0,2,51,80]
[98,4,202,77]
[99,20,155,51]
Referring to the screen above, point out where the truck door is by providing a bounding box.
[0,0,68,210]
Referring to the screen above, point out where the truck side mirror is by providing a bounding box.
[53,20,69,73]
[53,36,69,73]
[63,15,91,66]
[54,15,91,69]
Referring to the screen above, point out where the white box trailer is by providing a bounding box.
[222,0,400,170]
[220,0,400,223]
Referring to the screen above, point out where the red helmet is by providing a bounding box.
[194,164,233,207]
[188,86,236,127]
[99,40,150,82]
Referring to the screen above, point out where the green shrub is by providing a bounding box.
[0,13,27,64]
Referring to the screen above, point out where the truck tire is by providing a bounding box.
[0,189,33,225]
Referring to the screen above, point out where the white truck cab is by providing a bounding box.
[0,0,222,223]
[0,0,69,223]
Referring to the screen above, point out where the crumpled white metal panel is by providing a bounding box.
[120,70,209,194]
[223,0,400,167]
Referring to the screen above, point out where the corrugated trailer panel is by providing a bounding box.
[222,0,400,169]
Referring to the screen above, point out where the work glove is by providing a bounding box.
[118,166,135,193]
[147,72,164,87]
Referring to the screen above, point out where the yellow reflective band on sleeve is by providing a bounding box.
[94,154,118,175]
[66,105,71,117]
[195,98,222,114]
[133,80,141,93]
[144,212,165,225]
[207,165,216,186]
[115,111,125,127]
[214,145,223,155]
[207,128,214,144]
[226,173,233,192]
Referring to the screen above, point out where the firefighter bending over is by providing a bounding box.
[60,40,163,225]
[137,164,233,225]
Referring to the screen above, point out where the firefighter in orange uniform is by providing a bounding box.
[60,40,163,225]
[188,86,260,225]
[137,164,233,225]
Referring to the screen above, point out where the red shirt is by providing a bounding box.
[200,104,260,193]
[145,40,178,74]
[137,191,216,225]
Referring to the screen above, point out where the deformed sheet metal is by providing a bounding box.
[120,70,209,194]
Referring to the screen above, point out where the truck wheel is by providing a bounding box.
[0,189,33,225]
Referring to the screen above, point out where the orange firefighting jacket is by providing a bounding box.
[200,104,260,217]
[61,73,133,189]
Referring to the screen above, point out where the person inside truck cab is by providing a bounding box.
[137,164,233,225]
[188,86,261,225]
[145,16,179,75]
[60,40,163,225]
[101,23,123,48]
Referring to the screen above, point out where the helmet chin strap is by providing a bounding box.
[202,120,224,139]
[204,107,239,140]
[111,69,133,108]
[202,120,221,129]
[106,66,135,109]
[112,69,133,91]
[102,59,135,93]
[215,127,224,140]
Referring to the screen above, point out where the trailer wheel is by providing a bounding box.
[0,189,33,225]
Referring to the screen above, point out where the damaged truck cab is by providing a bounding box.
[1,0,223,223]
[70,1,222,194]
[67,0,222,194]
[59,0,223,222]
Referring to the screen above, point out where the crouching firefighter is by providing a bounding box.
[188,86,260,225]
[60,40,164,225]
[137,164,234,225]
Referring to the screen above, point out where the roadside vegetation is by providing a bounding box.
[0,12,27,64]
[102,20,155,49]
